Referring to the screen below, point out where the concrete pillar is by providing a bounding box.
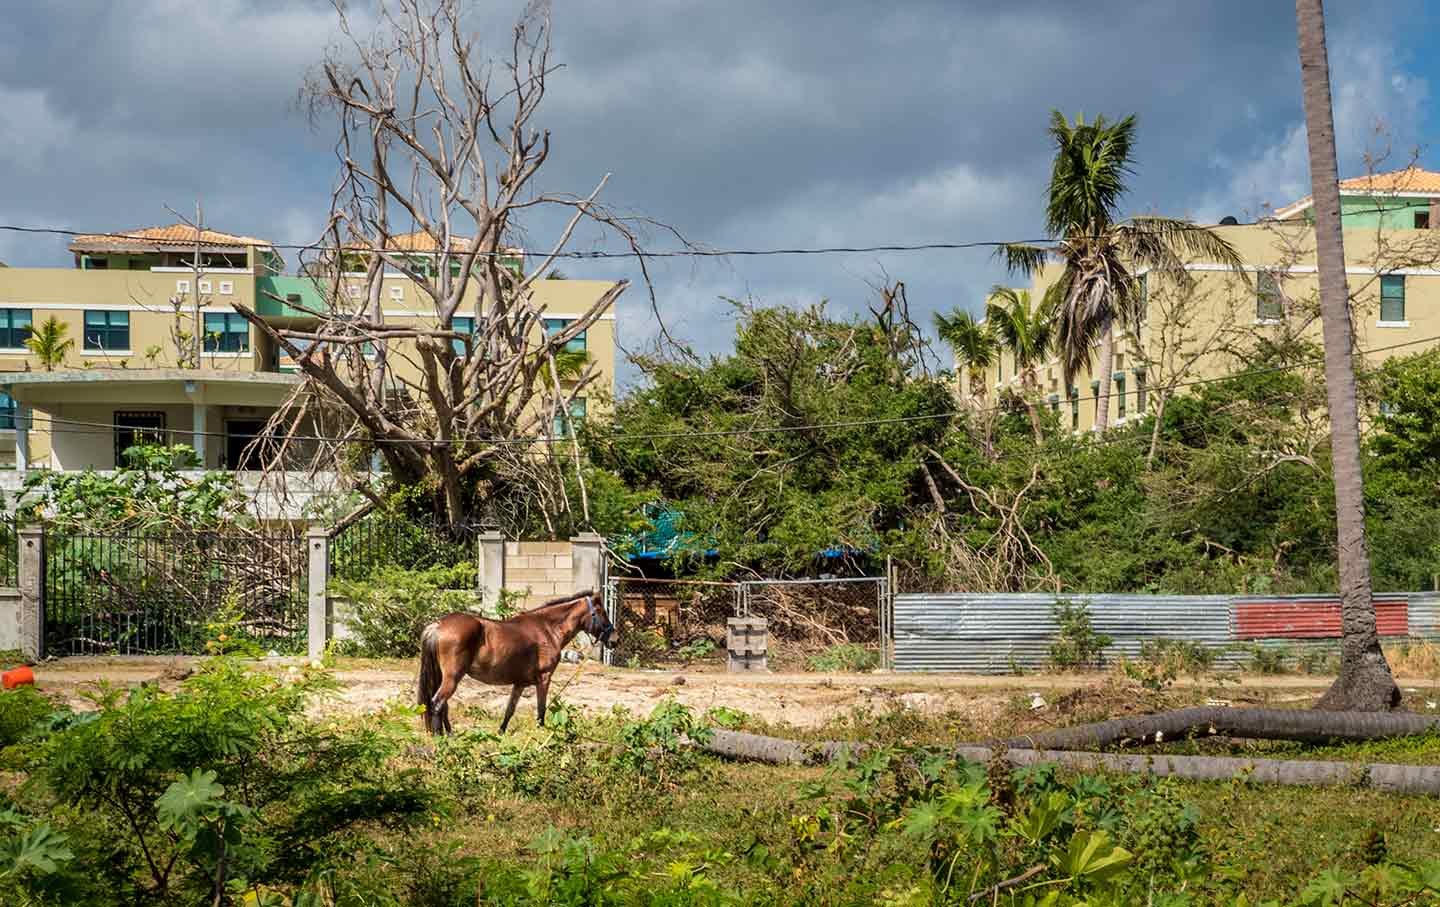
[191,404,209,466]
[477,531,505,611]
[15,527,43,659]
[14,403,30,472]
[306,525,329,662]
[569,532,604,595]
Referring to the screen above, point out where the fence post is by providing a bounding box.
[569,533,604,594]
[306,526,329,662]
[10,527,43,660]
[477,531,505,610]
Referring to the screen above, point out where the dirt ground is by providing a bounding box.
[26,656,1440,729]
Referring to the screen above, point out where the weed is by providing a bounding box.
[1048,598,1113,670]
[806,643,879,673]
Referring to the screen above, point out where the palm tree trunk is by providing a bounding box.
[1296,0,1398,711]
[1092,320,1115,431]
[1023,369,1043,443]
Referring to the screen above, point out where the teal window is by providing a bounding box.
[1069,386,1079,430]
[84,310,129,351]
[453,316,475,355]
[0,391,15,430]
[1114,373,1126,418]
[0,309,32,349]
[552,397,587,439]
[1256,272,1283,320]
[543,318,586,354]
[1048,393,1060,413]
[1380,275,1406,322]
[203,313,249,353]
[1091,380,1101,421]
[1135,369,1148,413]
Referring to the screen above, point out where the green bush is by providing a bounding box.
[806,643,879,673]
[328,563,497,657]
[17,658,429,904]
[1048,599,1112,670]
[0,687,63,749]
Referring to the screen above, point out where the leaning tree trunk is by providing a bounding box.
[1296,0,1399,711]
[1091,321,1115,431]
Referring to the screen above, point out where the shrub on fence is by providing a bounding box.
[328,563,507,658]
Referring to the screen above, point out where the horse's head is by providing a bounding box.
[583,594,616,649]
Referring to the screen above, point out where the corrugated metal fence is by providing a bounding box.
[893,591,1440,674]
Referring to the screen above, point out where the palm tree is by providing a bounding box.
[985,286,1055,441]
[1001,111,1243,431]
[933,309,998,404]
[1296,0,1398,711]
[24,316,74,371]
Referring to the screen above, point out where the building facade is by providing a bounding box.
[960,167,1440,432]
[0,224,619,478]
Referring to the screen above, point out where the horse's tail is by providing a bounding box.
[418,621,443,732]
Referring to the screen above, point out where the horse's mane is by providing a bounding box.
[532,589,596,610]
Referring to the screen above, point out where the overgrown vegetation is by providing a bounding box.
[4,661,1440,904]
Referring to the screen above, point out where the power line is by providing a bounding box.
[0,220,1272,261]
[8,332,1437,449]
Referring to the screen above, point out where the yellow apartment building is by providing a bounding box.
[960,167,1440,432]
[0,225,619,498]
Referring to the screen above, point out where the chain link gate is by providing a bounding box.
[738,577,892,670]
[603,576,740,667]
[604,574,893,669]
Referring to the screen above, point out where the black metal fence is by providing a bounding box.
[43,529,309,656]
[328,509,478,581]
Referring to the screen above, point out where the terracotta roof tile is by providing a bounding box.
[1274,167,1440,219]
[69,223,273,251]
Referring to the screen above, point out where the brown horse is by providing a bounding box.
[416,590,615,735]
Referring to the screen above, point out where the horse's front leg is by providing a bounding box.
[535,671,553,728]
[498,684,524,733]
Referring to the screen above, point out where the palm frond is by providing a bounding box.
[933,308,996,369]
[996,243,1051,278]
[1124,216,1245,273]
[1046,111,1136,238]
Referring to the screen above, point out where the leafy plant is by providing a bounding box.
[1048,599,1112,670]
[22,316,73,371]
[806,643,880,673]
[328,563,484,657]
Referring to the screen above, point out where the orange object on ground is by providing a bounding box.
[2,666,35,689]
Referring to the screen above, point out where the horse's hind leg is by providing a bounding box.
[429,669,463,736]
[498,684,524,733]
[534,671,552,728]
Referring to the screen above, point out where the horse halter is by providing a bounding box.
[583,595,614,647]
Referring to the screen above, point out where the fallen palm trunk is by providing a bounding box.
[699,729,1440,795]
[994,707,1440,751]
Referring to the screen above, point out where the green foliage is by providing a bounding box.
[0,687,61,749]
[22,316,74,371]
[586,301,952,577]
[16,444,248,534]
[806,643,880,673]
[328,563,491,657]
[1048,599,1111,670]
[1122,639,1221,691]
[18,658,429,902]
[1371,349,1440,472]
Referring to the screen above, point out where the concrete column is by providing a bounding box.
[306,525,329,662]
[191,404,209,466]
[477,531,505,611]
[14,403,30,472]
[15,527,44,659]
[569,532,604,595]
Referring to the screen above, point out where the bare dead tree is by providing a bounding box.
[231,0,683,531]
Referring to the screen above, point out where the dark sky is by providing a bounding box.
[1,1,1434,385]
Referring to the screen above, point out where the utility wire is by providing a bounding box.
[0,220,1273,260]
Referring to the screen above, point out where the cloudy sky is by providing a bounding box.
[1,1,1435,386]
